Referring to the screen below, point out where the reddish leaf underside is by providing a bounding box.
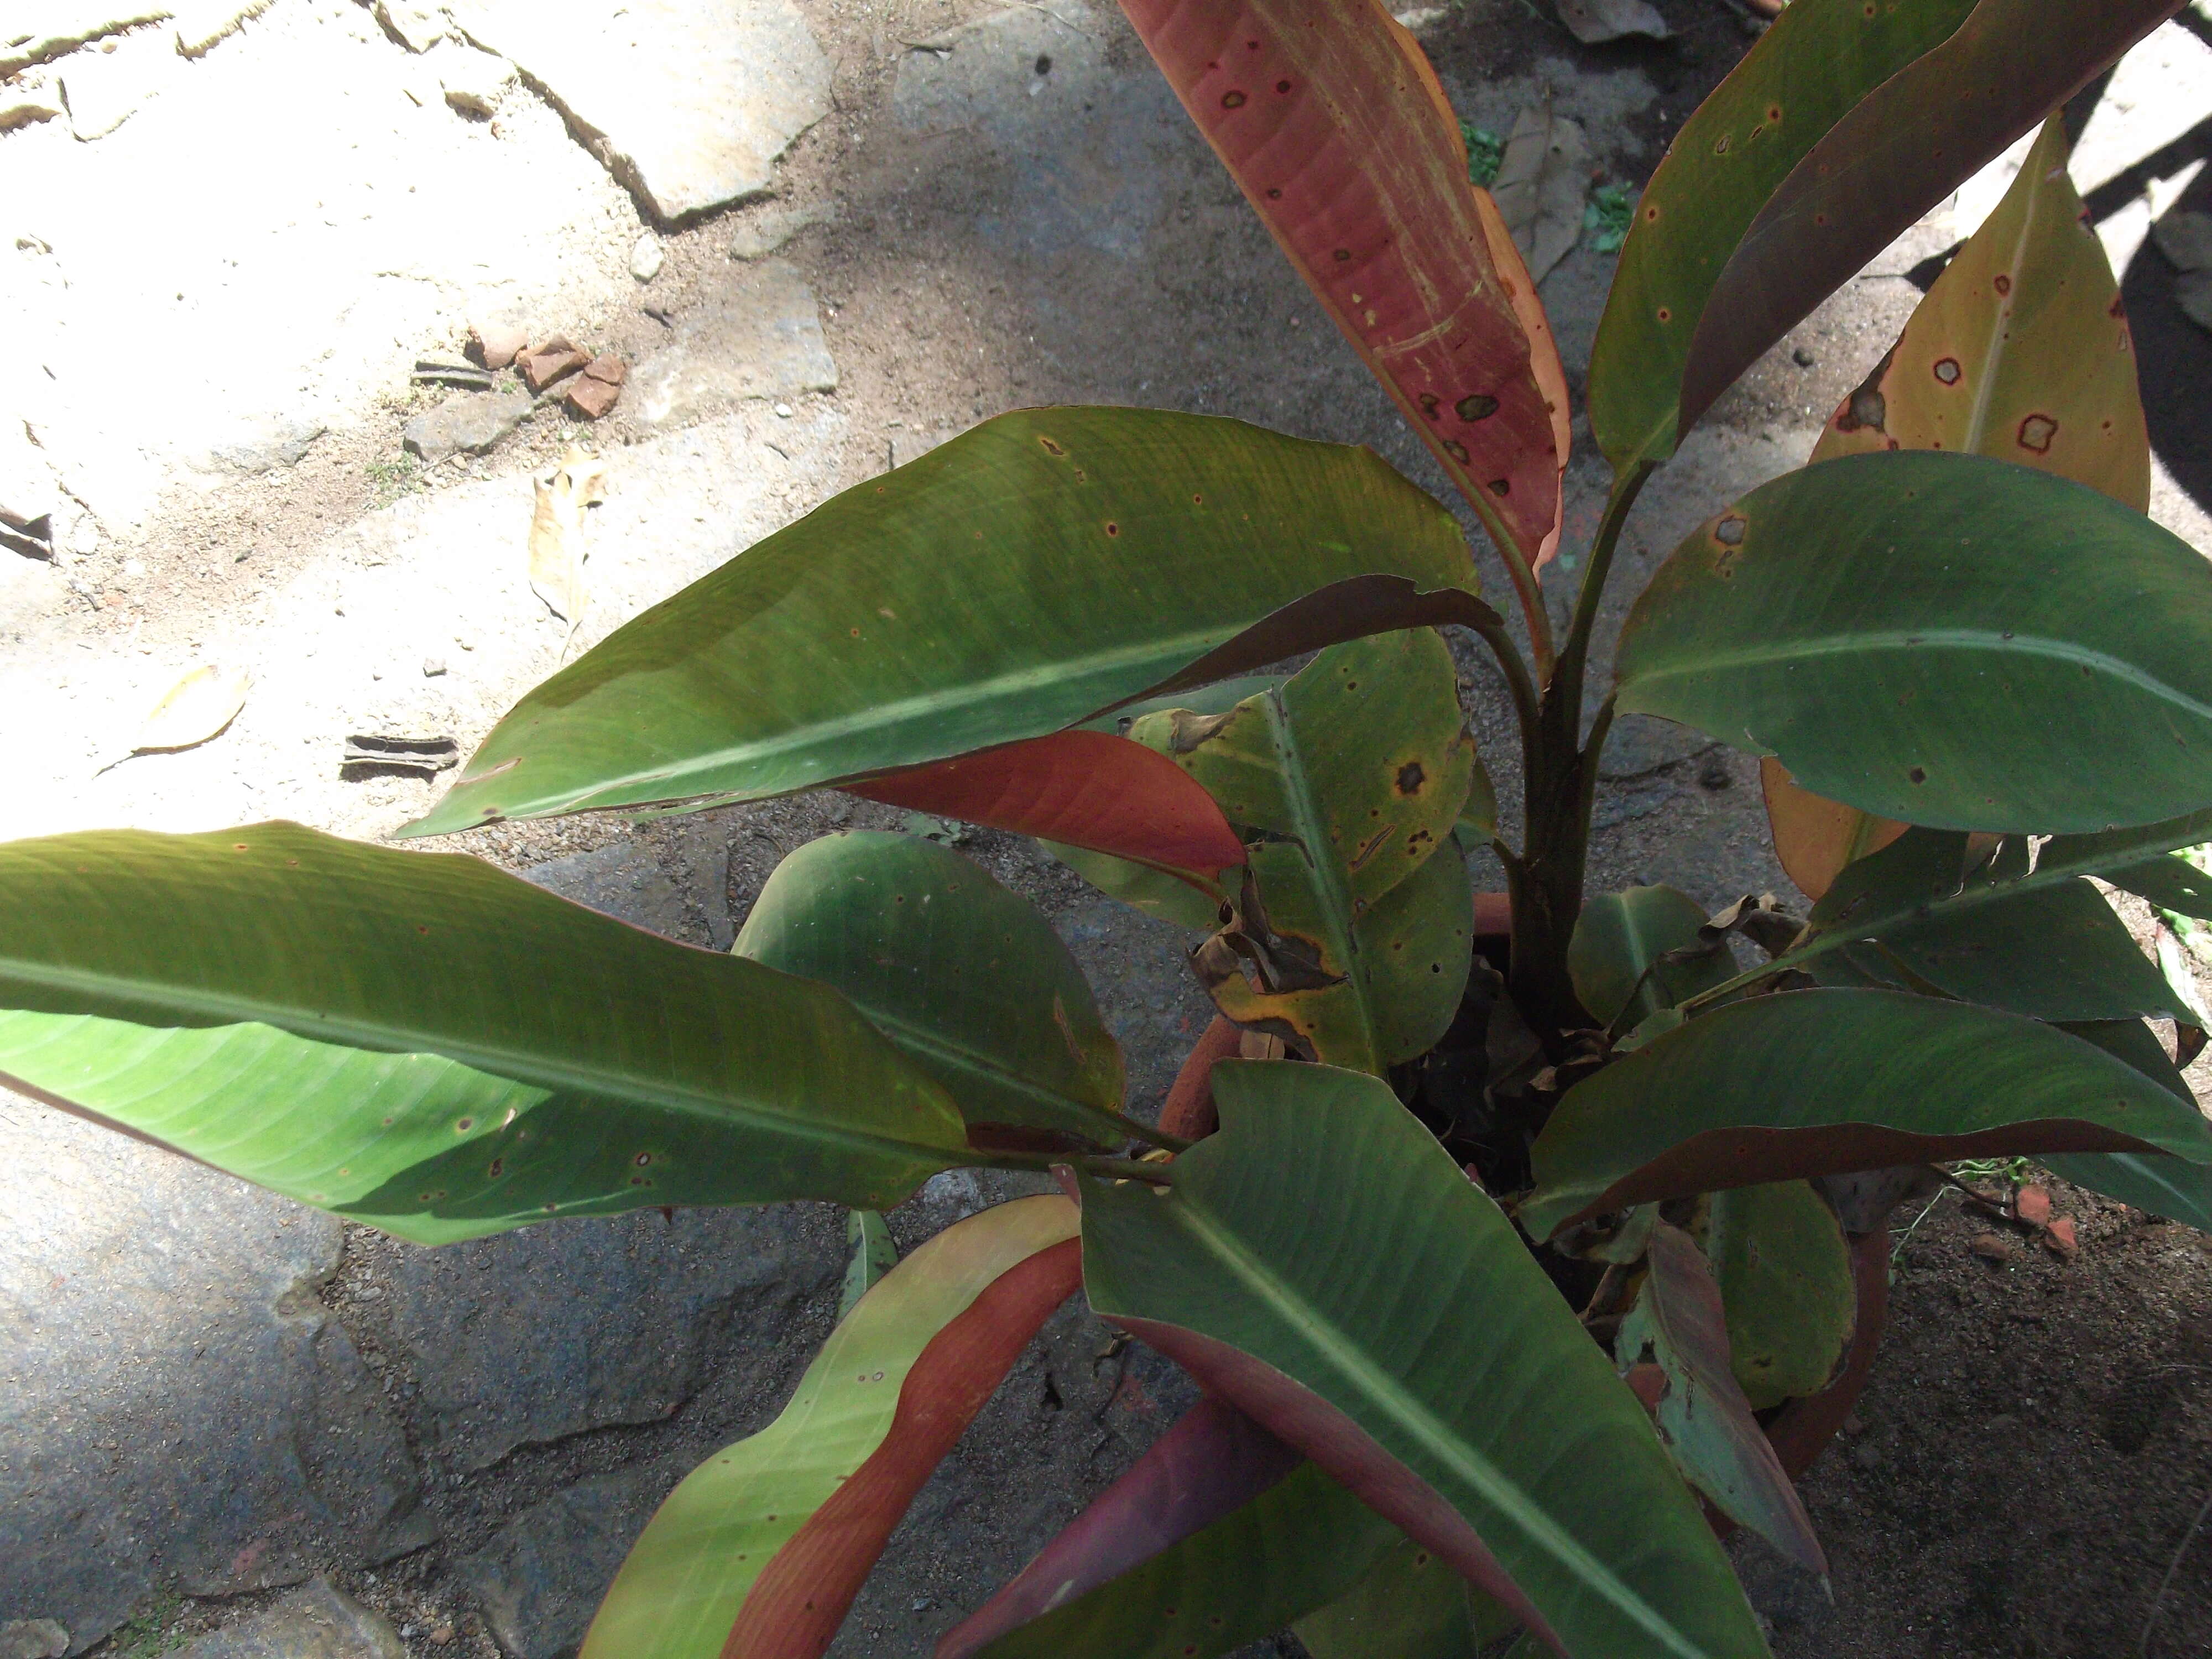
[851,729,1246,876]
[1763,1227,1890,1482]
[1105,1319,1569,1654]
[1676,0,2184,434]
[1118,0,1565,593]
[724,1239,1083,1659]
[935,1396,1303,1657]
[1159,1015,1247,1142]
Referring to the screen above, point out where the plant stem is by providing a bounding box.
[1469,609,1540,756]
[1551,462,1654,730]
[971,1150,1177,1186]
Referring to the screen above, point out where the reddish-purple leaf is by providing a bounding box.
[1119,0,1567,647]
[724,1239,1083,1658]
[851,729,1245,876]
[935,1396,1302,1657]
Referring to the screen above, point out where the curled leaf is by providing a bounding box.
[132,665,251,756]
[528,442,609,625]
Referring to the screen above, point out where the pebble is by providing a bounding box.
[774,401,793,418]
[629,232,664,283]
[422,658,447,677]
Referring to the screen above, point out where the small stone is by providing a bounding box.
[629,232,664,283]
[774,402,793,419]
[728,201,838,261]
[174,1579,404,1658]
[430,1628,454,1648]
[565,374,622,420]
[402,388,534,465]
[468,323,529,370]
[374,0,448,51]
[1970,1232,2015,1262]
[422,658,447,677]
[456,634,477,651]
[434,44,516,118]
[1849,1439,1882,1470]
[0,1620,70,1659]
[520,338,591,393]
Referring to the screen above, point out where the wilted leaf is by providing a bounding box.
[130,664,251,756]
[1568,885,1739,1032]
[1620,1223,1827,1578]
[1493,102,1588,286]
[1759,758,1905,903]
[528,442,608,625]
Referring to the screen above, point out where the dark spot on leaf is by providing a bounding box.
[1644,204,1658,221]
[1418,393,1441,420]
[1443,440,1470,463]
[232,842,251,852]
[2018,413,2058,453]
[1396,761,1426,795]
[1034,53,1051,74]
[1221,89,1247,108]
[1276,79,1291,93]
[1486,478,1509,497]
[1266,186,1282,199]
[1455,393,1499,421]
[487,1158,503,1177]
[1909,766,1927,784]
[635,1151,653,1166]
[1105,521,1120,536]
[1714,515,1747,546]
[1333,247,1352,262]
[1933,357,1962,385]
[455,1118,473,1133]
[1713,135,1730,155]
[1656,306,1673,322]
[1192,493,1203,504]
[1994,273,2012,295]
[1039,436,1065,456]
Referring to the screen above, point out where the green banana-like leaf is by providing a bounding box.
[970,1465,1398,1659]
[2044,1019,2212,1234]
[1146,631,1477,1071]
[583,1196,1080,1659]
[0,825,968,1243]
[1522,988,2212,1239]
[403,409,1489,837]
[1083,1060,1773,1658]
[1614,451,2212,833]
[841,1209,898,1318]
[1587,0,1978,471]
[734,831,1136,1150]
[1296,1535,1519,1658]
[1703,1182,1856,1410]
[1568,886,1740,1031]
[1803,836,2187,1022]
[2101,853,2212,922]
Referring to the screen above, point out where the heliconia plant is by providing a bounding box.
[6,0,2211,1652]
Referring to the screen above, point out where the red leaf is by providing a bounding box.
[850,729,1244,875]
[725,1239,1083,1659]
[935,1396,1301,1657]
[1104,1318,1569,1653]
[1159,1015,1246,1142]
[1119,0,1566,627]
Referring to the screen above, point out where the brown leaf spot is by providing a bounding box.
[1275,79,1291,93]
[1396,760,1426,795]
[1038,435,1066,456]
[1332,247,1352,262]
[1766,105,1782,122]
[1455,393,1499,421]
[1713,134,1731,155]
[634,1151,653,1166]
[1656,305,1673,323]
[1265,186,1282,199]
[2017,413,2058,454]
[1993,272,2012,295]
[1418,393,1441,420]
[1713,514,1747,546]
[1908,766,1928,784]
[1932,357,1962,385]
[1220,89,1247,109]
[1105,521,1121,537]
[1442,439,1470,463]
[1644,204,1659,222]
[1486,478,1510,497]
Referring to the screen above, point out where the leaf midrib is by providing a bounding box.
[1264,692,1383,1069]
[1162,1192,1715,1659]
[0,956,966,1164]
[862,1007,1136,1145]
[1625,629,2212,726]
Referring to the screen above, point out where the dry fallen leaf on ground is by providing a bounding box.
[529,444,610,632]
[1552,0,1668,45]
[98,664,252,774]
[1493,101,1589,286]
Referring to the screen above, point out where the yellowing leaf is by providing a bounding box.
[134,665,250,754]
[1767,116,2150,895]
[529,443,610,626]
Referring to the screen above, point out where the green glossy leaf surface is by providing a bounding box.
[1083,1060,1772,1658]
[1569,885,1739,1031]
[1614,450,2212,833]
[1524,988,2212,1238]
[841,1209,898,1318]
[1704,1181,1855,1410]
[583,1197,1079,1659]
[0,825,967,1243]
[1296,1535,1517,1658]
[2044,1019,2212,1233]
[2103,854,2212,923]
[735,831,1131,1149]
[405,409,1487,837]
[1587,0,1978,471]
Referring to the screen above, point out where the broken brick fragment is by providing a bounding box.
[468,322,529,370]
[565,372,622,419]
[520,336,591,392]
